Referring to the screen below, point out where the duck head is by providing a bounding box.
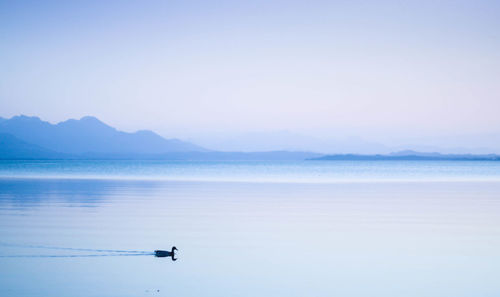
[171,246,178,261]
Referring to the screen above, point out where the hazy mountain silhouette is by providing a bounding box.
[0,115,207,155]
[1,115,498,161]
[190,130,390,154]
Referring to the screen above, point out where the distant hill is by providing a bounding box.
[0,133,67,159]
[0,115,321,160]
[0,115,207,155]
[310,150,500,161]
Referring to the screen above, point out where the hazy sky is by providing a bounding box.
[1,0,499,149]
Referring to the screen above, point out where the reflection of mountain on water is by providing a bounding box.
[0,178,163,208]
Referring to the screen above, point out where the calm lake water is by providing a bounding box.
[1,160,500,297]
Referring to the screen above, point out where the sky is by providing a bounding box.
[1,0,500,152]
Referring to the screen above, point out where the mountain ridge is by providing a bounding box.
[1,115,499,161]
[0,115,207,155]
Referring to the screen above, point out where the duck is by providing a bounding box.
[154,246,177,260]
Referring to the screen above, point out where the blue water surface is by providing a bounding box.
[1,159,500,182]
[1,160,500,297]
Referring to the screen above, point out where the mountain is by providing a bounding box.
[310,151,500,161]
[0,133,67,159]
[0,115,207,155]
[0,115,320,160]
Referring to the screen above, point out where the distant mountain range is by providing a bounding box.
[311,150,500,161]
[190,131,500,155]
[1,115,499,161]
[0,115,320,160]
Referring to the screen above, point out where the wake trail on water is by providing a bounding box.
[0,242,153,258]
[0,253,154,258]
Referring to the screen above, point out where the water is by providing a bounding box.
[1,159,500,182]
[1,160,500,297]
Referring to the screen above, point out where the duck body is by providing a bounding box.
[154,250,171,257]
[154,246,177,260]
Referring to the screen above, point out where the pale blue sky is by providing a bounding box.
[1,0,499,151]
